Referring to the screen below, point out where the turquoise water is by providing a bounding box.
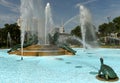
[0,48,120,83]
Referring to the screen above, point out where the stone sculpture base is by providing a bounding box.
[96,75,119,82]
[9,45,74,56]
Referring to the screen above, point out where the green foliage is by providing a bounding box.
[113,16,120,24]
[0,23,20,48]
[113,16,120,32]
[98,16,120,45]
[98,16,120,36]
[71,26,81,38]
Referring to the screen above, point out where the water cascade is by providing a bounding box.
[7,32,12,48]
[45,2,54,44]
[20,0,45,45]
[79,5,98,50]
[9,0,76,56]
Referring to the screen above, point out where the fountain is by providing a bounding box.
[1,1,119,82]
[45,2,54,44]
[59,5,99,51]
[20,0,45,45]
[7,32,12,48]
[79,5,98,50]
[8,0,76,56]
[56,5,98,50]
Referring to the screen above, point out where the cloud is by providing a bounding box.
[82,0,98,5]
[76,0,98,7]
[101,3,120,23]
[110,4,118,8]
[0,14,18,27]
[0,0,20,27]
[0,0,19,13]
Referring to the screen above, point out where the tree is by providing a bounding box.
[113,16,120,32]
[98,16,120,37]
[71,26,81,38]
[0,23,20,48]
[98,16,120,45]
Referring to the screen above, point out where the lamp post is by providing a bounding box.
[107,16,111,23]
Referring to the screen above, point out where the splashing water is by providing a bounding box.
[79,5,98,50]
[45,2,54,44]
[20,0,54,46]
[7,32,12,48]
[19,0,56,59]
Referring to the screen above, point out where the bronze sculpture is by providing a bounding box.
[98,57,118,80]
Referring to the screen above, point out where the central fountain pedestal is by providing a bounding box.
[9,45,74,56]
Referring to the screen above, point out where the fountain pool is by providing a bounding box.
[0,48,120,83]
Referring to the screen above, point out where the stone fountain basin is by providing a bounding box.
[9,45,73,56]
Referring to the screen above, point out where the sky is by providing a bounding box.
[0,0,120,31]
